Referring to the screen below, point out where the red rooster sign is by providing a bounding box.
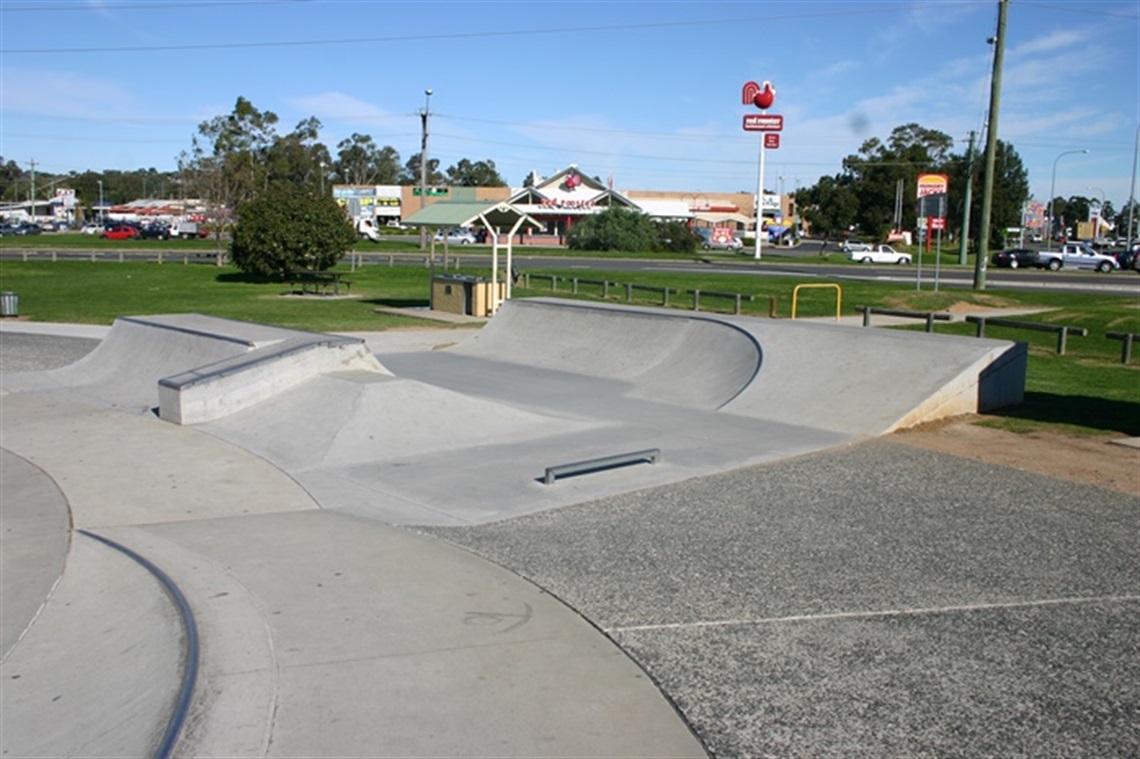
[742,81,776,110]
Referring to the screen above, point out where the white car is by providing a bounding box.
[81,222,103,235]
[433,228,477,245]
[847,244,912,265]
[842,240,872,253]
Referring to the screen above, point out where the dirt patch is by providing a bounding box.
[893,416,1140,498]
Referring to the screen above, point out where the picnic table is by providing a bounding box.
[287,270,352,296]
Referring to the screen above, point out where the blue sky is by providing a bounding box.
[2,0,1138,208]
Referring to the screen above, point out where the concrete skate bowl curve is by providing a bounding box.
[0,314,387,422]
[449,298,763,410]
[451,298,1026,436]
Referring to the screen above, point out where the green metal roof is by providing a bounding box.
[402,200,544,231]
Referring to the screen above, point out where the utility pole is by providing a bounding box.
[975,0,1008,291]
[958,130,976,265]
[418,88,432,251]
[1128,124,1138,251]
[28,158,36,223]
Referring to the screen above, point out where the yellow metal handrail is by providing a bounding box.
[791,283,842,321]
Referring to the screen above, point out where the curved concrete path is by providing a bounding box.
[0,390,703,757]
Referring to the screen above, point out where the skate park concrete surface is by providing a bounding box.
[1,299,1137,758]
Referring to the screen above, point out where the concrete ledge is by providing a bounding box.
[159,335,387,425]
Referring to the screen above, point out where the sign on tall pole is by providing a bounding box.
[742,81,779,260]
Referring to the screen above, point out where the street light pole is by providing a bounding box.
[1047,149,1089,244]
[97,180,104,224]
[419,87,432,251]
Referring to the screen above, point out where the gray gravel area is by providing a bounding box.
[421,442,1140,758]
[0,332,98,372]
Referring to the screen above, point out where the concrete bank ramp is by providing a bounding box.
[444,298,1026,435]
[0,313,387,422]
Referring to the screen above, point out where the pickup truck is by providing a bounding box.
[1036,242,1119,272]
[847,244,912,265]
[169,221,208,240]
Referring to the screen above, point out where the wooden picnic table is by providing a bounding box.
[287,270,352,296]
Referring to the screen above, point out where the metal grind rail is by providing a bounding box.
[545,448,661,485]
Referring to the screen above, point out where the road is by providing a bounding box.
[3,240,1137,298]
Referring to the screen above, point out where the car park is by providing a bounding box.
[433,228,477,245]
[990,248,1041,269]
[100,224,140,241]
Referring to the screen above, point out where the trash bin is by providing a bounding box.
[0,291,18,317]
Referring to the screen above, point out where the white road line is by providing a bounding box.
[608,594,1140,634]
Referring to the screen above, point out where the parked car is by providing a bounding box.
[138,222,171,240]
[5,221,44,235]
[847,244,912,264]
[80,221,104,235]
[433,228,477,245]
[1114,248,1140,272]
[990,248,1041,269]
[100,224,140,241]
[842,240,872,253]
[695,227,744,251]
[1036,242,1119,273]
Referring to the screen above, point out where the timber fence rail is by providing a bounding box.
[965,315,1087,355]
[856,305,953,333]
[1105,331,1139,364]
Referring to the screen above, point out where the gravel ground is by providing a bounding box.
[0,332,98,372]
[421,443,1140,758]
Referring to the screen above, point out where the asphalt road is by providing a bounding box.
[3,241,1138,298]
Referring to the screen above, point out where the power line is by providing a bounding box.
[3,3,977,54]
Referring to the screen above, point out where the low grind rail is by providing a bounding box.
[544,448,661,485]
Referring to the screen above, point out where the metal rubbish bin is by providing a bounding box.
[0,291,18,317]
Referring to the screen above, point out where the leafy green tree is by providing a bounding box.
[945,139,1028,248]
[399,153,445,186]
[0,158,23,201]
[655,220,700,253]
[841,123,954,237]
[264,117,330,193]
[230,183,356,276]
[567,207,659,252]
[445,159,506,187]
[334,134,402,185]
[798,174,859,237]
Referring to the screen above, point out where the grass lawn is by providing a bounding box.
[1,258,1136,437]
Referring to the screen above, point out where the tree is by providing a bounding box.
[334,134,402,185]
[445,159,506,187]
[263,117,330,193]
[655,219,700,253]
[399,153,444,186]
[229,183,356,276]
[798,174,859,238]
[841,123,955,238]
[946,139,1028,248]
[567,207,659,252]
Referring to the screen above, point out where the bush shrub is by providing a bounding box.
[230,183,357,275]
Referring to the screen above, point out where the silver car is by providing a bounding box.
[433,228,477,245]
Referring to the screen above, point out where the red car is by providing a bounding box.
[100,224,139,241]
